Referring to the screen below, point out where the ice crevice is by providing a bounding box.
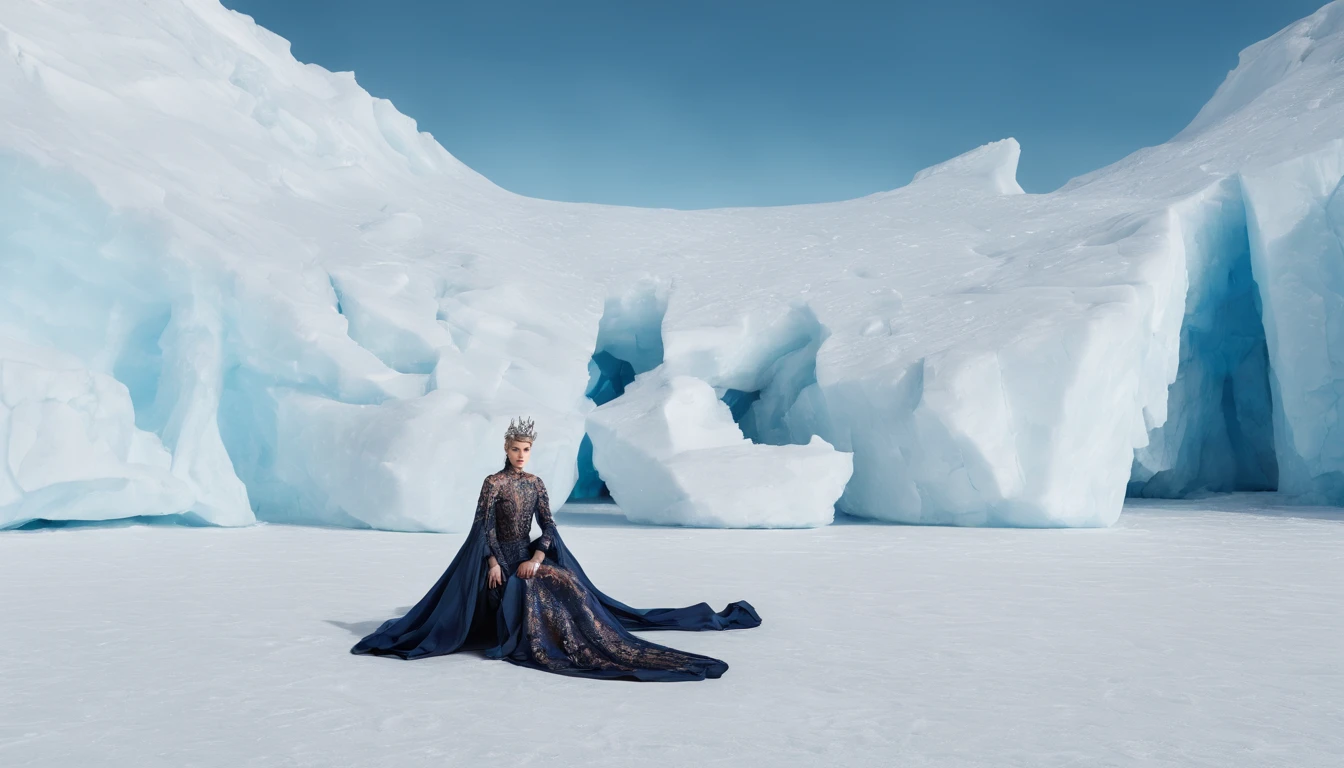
[570,278,668,501]
[1128,177,1277,498]
[1126,151,1344,507]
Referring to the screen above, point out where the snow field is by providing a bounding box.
[1,499,1340,767]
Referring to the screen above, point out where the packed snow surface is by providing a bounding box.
[6,1,1344,528]
[2,499,1341,767]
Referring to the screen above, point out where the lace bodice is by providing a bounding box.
[472,466,556,570]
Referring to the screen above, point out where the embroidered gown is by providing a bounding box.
[351,465,760,681]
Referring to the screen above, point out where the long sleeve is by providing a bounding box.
[472,476,502,565]
[533,479,557,552]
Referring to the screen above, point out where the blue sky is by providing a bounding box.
[222,0,1329,209]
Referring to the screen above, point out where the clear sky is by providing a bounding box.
[221,0,1329,209]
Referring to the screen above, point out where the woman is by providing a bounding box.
[351,417,761,681]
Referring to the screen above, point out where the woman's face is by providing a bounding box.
[506,439,532,470]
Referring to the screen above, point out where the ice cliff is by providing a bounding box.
[4,0,1344,530]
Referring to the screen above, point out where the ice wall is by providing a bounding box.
[5,0,1344,530]
[0,335,196,526]
[0,155,252,527]
[1243,142,1344,503]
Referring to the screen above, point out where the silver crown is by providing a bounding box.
[504,416,537,442]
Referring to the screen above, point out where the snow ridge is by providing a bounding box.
[909,137,1025,196]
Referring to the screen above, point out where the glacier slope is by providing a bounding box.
[4,1,1344,529]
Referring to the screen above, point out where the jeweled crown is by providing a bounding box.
[504,416,537,443]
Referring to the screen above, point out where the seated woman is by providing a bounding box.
[351,417,760,681]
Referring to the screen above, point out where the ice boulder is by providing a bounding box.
[586,369,852,527]
[0,336,204,527]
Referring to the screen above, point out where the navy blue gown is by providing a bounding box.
[351,465,760,681]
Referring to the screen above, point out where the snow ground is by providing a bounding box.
[2,499,1340,768]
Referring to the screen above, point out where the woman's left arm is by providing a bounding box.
[521,479,557,576]
[533,479,557,552]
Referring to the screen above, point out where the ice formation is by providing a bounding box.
[586,368,852,527]
[5,0,1344,530]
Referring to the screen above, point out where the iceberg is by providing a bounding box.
[4,0,1344,529]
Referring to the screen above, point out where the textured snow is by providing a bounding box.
[2,500,1341,767]
[5,1,1344,528]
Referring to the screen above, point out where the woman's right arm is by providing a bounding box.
[472,477,503,567]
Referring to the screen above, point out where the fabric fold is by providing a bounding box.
[352,526,759,681]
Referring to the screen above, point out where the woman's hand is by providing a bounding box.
[517,560,542,579]
[487,564,503,589]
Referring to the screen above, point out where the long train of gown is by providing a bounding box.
[351,469,760,682]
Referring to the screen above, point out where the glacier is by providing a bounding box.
[4,0,1344,530]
